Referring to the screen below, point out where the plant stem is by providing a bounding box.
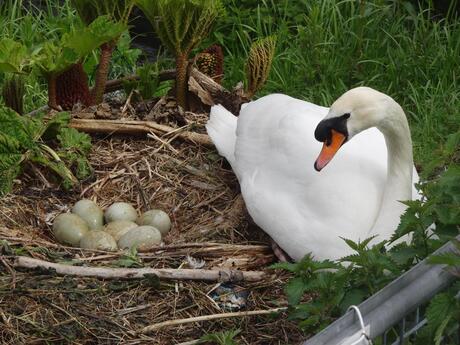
[91,41,115,105]
[1,75,24,115]
[47,75,59,110]
[56,63,91,110]
[175,52,189,109]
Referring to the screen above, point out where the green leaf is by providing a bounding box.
[270,261,299,273]
[65,16,126,55]
[340,237,360,251]
[285,276,307,306]
[426,292,455,333]
[428,251,460,267]
[199,329,241,345]
[339,289,367,313]
[0,38,29,74]
[434,315,452,345]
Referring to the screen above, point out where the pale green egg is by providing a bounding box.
[104,202,137,223]
[80,230,118,251]
[103,220,138,241]
[118,225,162,251]
[53,213,89,247]
[72,199,103,230]
[137,209,171,236]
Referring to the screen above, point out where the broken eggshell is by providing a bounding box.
[80,230,118,251]
[137,209,171,236]
[104,202,137,223]
[52,213,89,247]
[103,220,138,241]
[71,199,103,230]
[118,225,162,251]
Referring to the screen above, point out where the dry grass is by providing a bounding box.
[0,117,304,344]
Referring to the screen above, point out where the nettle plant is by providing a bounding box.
[273,131,460,341]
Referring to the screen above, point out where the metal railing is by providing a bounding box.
[302,235,460,345]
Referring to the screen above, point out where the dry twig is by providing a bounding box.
[13,256,266,282]
[70,118,213,147]
[139,307,287,334]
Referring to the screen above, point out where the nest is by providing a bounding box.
[0,109,304,344]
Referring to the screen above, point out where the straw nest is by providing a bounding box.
[0,108,305,344]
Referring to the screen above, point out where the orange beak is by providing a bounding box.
[314,129,347,171]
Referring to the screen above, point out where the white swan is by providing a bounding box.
[206,87,420,261]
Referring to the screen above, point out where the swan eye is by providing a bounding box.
[314,113,350,144]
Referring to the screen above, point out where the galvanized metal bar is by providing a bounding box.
[302,235,460,345]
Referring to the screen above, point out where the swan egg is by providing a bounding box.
[118,225,162,251]
[103,220,138,241]
[53,213,89,247]
[80,231,118,251]
[71,199,103,230]
[137,209,171,236]
[105,202,137,223]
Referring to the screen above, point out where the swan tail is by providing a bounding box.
[206,104,237,166]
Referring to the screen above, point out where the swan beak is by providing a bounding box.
[314,129,347,171]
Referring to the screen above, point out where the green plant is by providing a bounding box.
[0,38,32,114]
[0,105,92,195]
[136,0,225,109]
[199,329,241,345]
[123,62,161,101]
[34,15,126,109]
[112,247,143,268]
[70,0,134,104]
[244,36,276,98]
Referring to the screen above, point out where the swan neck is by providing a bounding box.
[372,102,413,234]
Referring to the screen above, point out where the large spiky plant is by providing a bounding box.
[136,0,224,109]
[0,38,31,114]
[36,16,126,110]
[244,36,277,99]
[68,0,134,105]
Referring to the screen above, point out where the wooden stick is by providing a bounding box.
[69,118,214,147]
[12,256,266,282]
[139,307,286,334]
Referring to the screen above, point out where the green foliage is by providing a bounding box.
[71,0,134,25]
[136,0,225,108]
[35,15,126,78]
[2,74,25,114]
[213,0,460,165]
[136,0,225,55]
[123,62,161,100]
[112,247,143,268]
[199,329,241,345]
[0,38,30,74]
[56,127,92,179]
[0,106,92,195]
[416,282,460,345]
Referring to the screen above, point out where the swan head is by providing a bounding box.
[314,87,396,171]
